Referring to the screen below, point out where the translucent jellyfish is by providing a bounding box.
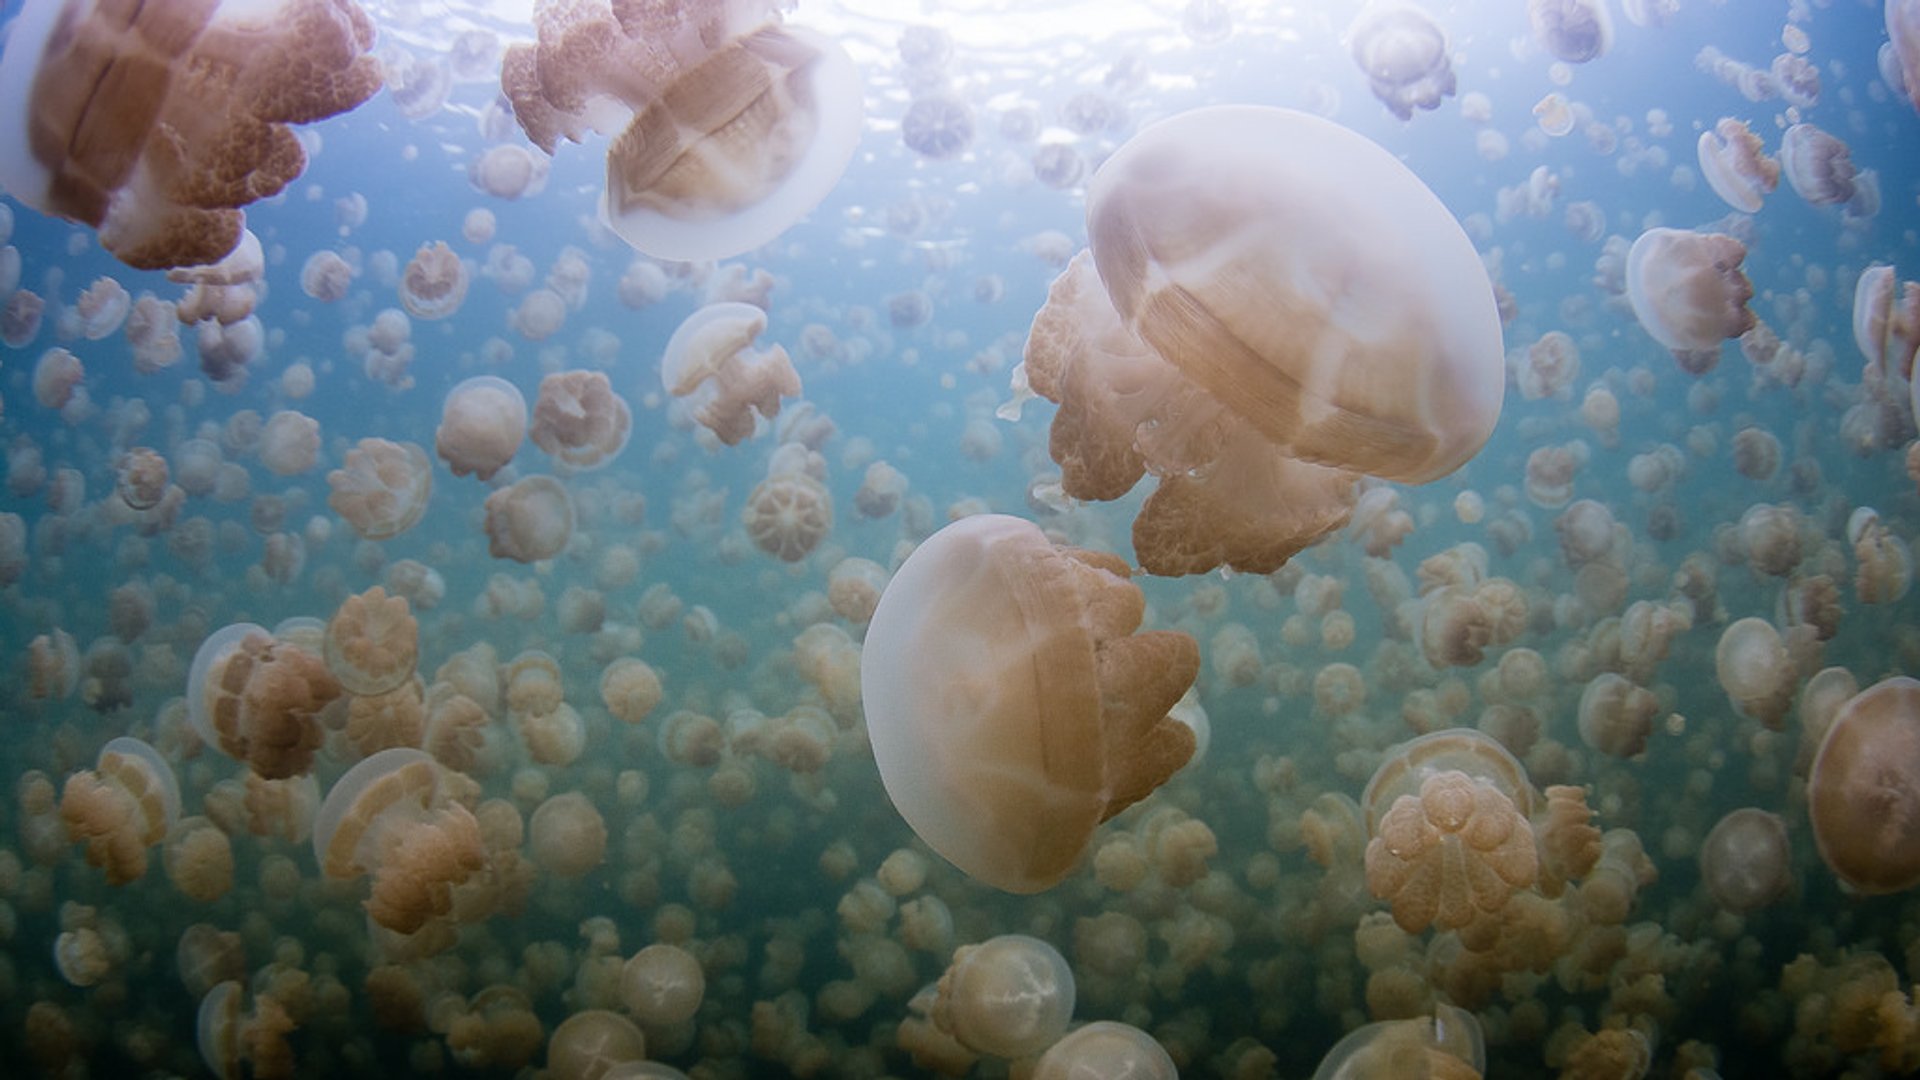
[500,0,864,261]
[544,1010,645,1080]
[1779,123,1856,206]
[531,370,633,472]
[1715,617,1795,729]
[661,302,801,446]
[887,290,934,329]
[2,288,44,348]
[1625,227,1755,354]
[125,294,182,373]
[1699,808,1791,913]
[1031,143,1085,188]
[1532,91,1574,136]
[1021,106,1503,576]
[1851,264,1920,376]
[74,276,130,339]
[509,287,567,341]
[1311,1004,1484,1079]
[1347,4,1458,121]
[1362,730,1538,933]
[0,0,381,269]
[827,557,889,623]
[742,469,832,563]
[621,944,705,1026]
[326,438,431,541]
[1808,677,1920,894]
[59,737,180,885]
[855,461,908,518]
[324,586,419,697]
[1516,330,1580,400]
[32,348,83,410]
[863,515,1199,893]
[398,241,469,320]
[902,95,974,160]
[1891,0,1920,113]
[1697,118,1778,213]
[313,748,486,934]
[529,792,606,878]
[188,623,343,780]
[1577,672,1659,758]
[1528,0,1612,64]
[259,411,320,477]
[1032,1021,1175,1079]
[934,935,1076,1059]
[28,628,80,699]
[1851,507,1913,604]
[436,376,527,481]
[470,144,550,200]
[483,476,574,563]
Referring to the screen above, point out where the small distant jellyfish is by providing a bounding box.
[470,144,548,200]
[117,448,169,512]
[75,277,131,339]
[32,348,84,410]
[1348,4,1458,121]
[1700,808,1792,913]
[1778,123,1857,206]
[661,302,801,446]
[1625,227,1755,357]
[259,411,321,477]
[1060,91,1123,136]
[1533,92,1574,136]
[886,291,934,329]
[327,439,432,540]
[398,241,469,320]
[483,476,575,563]
[902,95,975,161]
[898,25,953,70]
[1031,143,1085,189]
[530,370,633,472]
[1697,118,1778,213]
[1183,0,1233,44]
[509,287,567,341]
[301,251,355,302]
[1529,0,1612,64]
[436,376,527,481]
[1000,106,1041,142]
[743,467,834,563]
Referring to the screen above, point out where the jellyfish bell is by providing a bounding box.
[1311,1003,1485,1079]
[1778,123,1857,206]
[902,94,975,160]
[436,376,527,481]
[1808,676,1920,895]
[1891,0,1920,113]
[1625,227,1756,355]
[60,736,181,884]
[661,302,801,445]
[1346,4,1458,121]
[1852,264,1920,378]
[933,935,1076,1059]
[1032,1020,1177,1080]
[861,515,1200,893]
[1697,118,1778,213]
[1529,0,1612,63]
[1699,808,1792,913]
[312,748,486,934]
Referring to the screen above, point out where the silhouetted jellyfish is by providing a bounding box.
[861,515,1199,893]
[0,0,381,269]
[1031,143,1085,189]
[902,95,975,160]
[1808,677,1920,894]
[1625,227,1755,355]
[500,0,863,261]
[1529,0,1612,64]
[1697,118,1778,213]
[1347,4,1457,121]
[1779,123,1857,206]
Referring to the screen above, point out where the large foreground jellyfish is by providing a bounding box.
[500,0,862,261]
[861,515,1200,893]
[1015,106,1504,576]
[1808,677,1920,895]
[0,0,382,269]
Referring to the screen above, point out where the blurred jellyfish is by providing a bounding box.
[1517,330,1580,400]
[1808,677,1920,894]
[327,439,431,540]
[470,144,550,200]
[661,302,801,446]
[125,295,182,373]
[886,290,934,329]
[862,515,1199,892]
[898,24,953,70]
[1890,0,1920,113]
[313,748,486,933]
[1183,0,1232,44]
[1533,92,1574,136]
[1625,227,1755,359]
[1700,808,1791,913]
[1348,4,1456,120]
[436,376,527,481]
[116,447,169,511]
[259,411,321,476]
[483,476,574,563]
[1779,123,1857,206]
[1697,118,1778,213]
[1716,617,1795,729]
[1031,143,1085,189]
[380,46,451,120]
[301,251,356,302]
[398,241,469,319]
[743,466,833,563]
[902,95,974,160]
[1529,0,1612,63]
[531,370,633,472]
[500,0,863,261]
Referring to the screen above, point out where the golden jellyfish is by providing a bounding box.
[1697,118,1779,213]
[1347,4,1457,121]
[1850,507,1913,603]
[312,748,486,934]
[59,737,180,885]
[1808,677,1920,894]
[1577,672,1660,757]
[1311,1003,1484,1079]
[1779,122,1857,206]
[326,438,431,540]
[1715,617,1795,729]
[27,627,79,699]
[662,302,801,446]
[398,240,469,319]
[529,792,607,879]
[530,370,632,472]
[600,658,663,724]
[620,944,705,1026]
[188,623,343,780]
[1529,0,1612,64]
[483,475,574,563]
[543,1009,646,1080]
[324,586,419,696]
[861,514,1199,893]
[197,980,298,1080]
[1625,227,1756,357]
[855,460,908,518]
[933,935,1076,1059]
[1699,808,1791,913]
[1360,729,1536,928]
[0,0,381,269]
[1021,105,1503,576]
[743,468,834,563]
[1731,426,1782,481]
[165,816,234,903]
[436,376,527,481]
[1032,1021,1176,1080]
[500,0,863,262]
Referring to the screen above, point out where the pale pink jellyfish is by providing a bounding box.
[1779,123,1857,206]
[500,0,863,261]
[1625,227,1755,359]
[1891,0,1920,114]
[32,348,84,409]
[484,476,574,563]
[1529,0,1613,64]
[1347,5,1457,121]
[1516,330,1580,400]
[74,276,131,339]
[125,295,182,373]
[854,461,908,518]
[662,302,802,446]
[436,376,527,481]
[530,371,632,472]
[326,439,432,540]
[398,241,469,320]
[509,288,567,341]
[1697,118,1778,213]
[469,144,549,200]
[1851,265,1920,378]
[259,411,320,476]
[300,251,355,302]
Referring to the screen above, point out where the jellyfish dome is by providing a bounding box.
[0,0,382,270]
[1625,227,1756,354]
[313,748,486,934]
[861,515,1200,893]
[661,302,801,446]
[1697,118,1779,213]
[1808,677,1920,895]
[1347,4,1458,121]
[501,0,863,261]
[1529,0,1613,64]
[1779,123,1857,206]
[902,95,975,160]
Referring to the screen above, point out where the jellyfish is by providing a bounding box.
[1532,91,1575,136]
[902,95,975,160]
[1347,4,1458,121]
[313,748,486,934]
[470,144,549,200]
[1699,808,1791,913]
[530,370,633,472]
[1808,677,1920,894]
[500,0,863,261]
[1031,143,1086,189]
[1697,118,1779,213]
[1018,106,1503,576]
[59,737,180,885]
[1625,227,1756,356]
[1529,0,1612,63]
[1577,673,1660,758]
[125,294,182,372]
[324,586,419,697]
[398,241,469,319]
[1311,1004,1485,1079]
[529,792,607,879]
[32,348,83,410]
[661,302,801,446]
[1031,1021,1175,1080]
[436,376,527,481]
[1851,265,1920,377]
[1715,617,1795,729]
[862,515,1200,893]
[259,411,320,476]
[0,0,380,268]
[326,438,432,541]
[188,623,343,780]
[621,944,705,1026]
[1779,123,1857,206]
[1891,0,1920,113]
[933,935,1076,1059]
[74,276,130,339]
[543,1010,645,1080]
[1517,330,1580,400]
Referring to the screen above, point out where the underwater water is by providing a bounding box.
[0,0,1917,1076]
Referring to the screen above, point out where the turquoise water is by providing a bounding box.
[0,0,1917,1076]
